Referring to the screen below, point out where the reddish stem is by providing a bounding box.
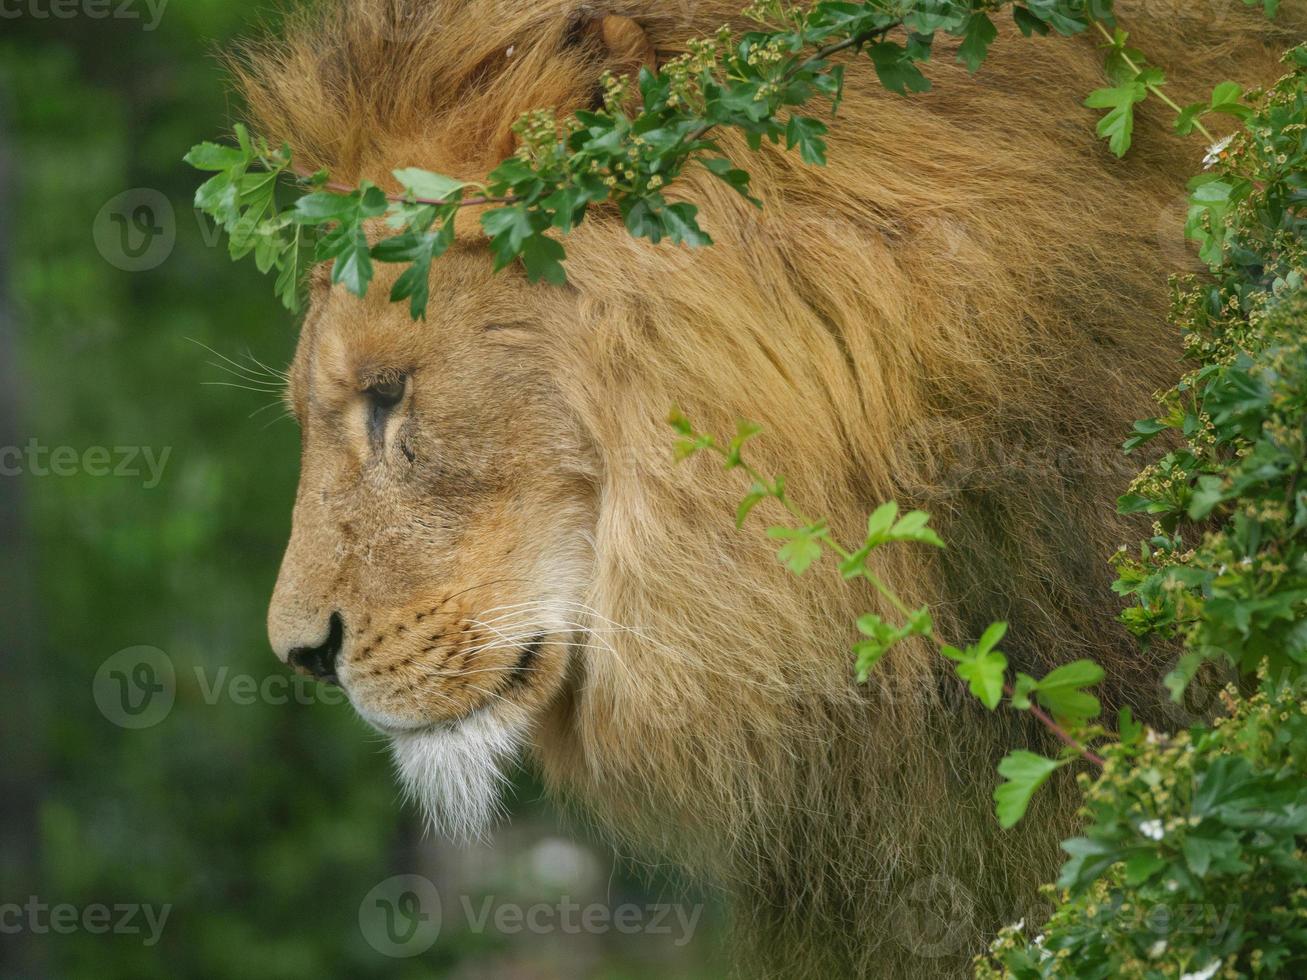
[1007,682,1107,768]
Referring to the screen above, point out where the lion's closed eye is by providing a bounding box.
[364,377,407,408]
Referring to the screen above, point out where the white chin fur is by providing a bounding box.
[389,708,528,841]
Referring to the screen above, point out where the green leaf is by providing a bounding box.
[1031,659,1104,722]
[785,115,829,166]
[660,203,712,248]
[520,234,568,285]
[666,409,693,437]
[1058,836,1121,892]
[392,168,472,202]
[253,224,283,274]
[957,14,998,73]
[293,191,357,223]
[701,156,758,204]
[541,185,592,232]
[941,622,1009,710]
[857,612,891,638]
[854,636,890,680]
[767,524,825,575]
[976,621,1008,655]
[1012,7,1052,37]
[1208,81,1248,119]
[1164,650,1206,702]
[275,226,305,312]
[1123,849,1167,885]
[725,420,763,469]
[1037,660,1105,692]
[672,433,713,461]
[194,172,238,223]
[327,228,372,297]
[853,609,928,680]
[839,546,871,580]
[482,205,535,268]
[1117,705,1143,745]
[956,648,1008,710]
[371,217,456,319]
[994,751,1063,828]
[1010,671,1038,710]
[736,486,768,529]
[1085,82,1147,157]
[185,141,246,172]
[888,510,946,548]
[904,606,933,638]
[866,501,899,540]
[1175,102,1206,136]
[866,41,932,96]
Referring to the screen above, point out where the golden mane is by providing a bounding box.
[236,3,1304,976]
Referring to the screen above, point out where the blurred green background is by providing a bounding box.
[0,4,722,977]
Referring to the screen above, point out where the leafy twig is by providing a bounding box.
[670,412,1109,825]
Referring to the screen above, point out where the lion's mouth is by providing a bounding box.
[369,718,458,737]
[504,634,545,689]
[352,632,548,736]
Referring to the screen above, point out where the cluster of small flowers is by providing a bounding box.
[1125,462,1178,505]
[743,0,784,25]
[600,70,632,114]
[660,27,734,110]
[745,37,790,70]
[510,108,580,165]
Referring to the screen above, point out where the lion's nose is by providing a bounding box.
[286,611,344,686]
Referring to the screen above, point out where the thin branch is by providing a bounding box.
[1091,19,1215,143]
[285,21,897,214]
[289,165,522,209]
[717,437,1108,771]
[683,24,897,145]
[1010,682,1108,768]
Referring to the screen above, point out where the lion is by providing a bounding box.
[243,2,1301,976]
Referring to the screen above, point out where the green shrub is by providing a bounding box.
[981,46,1307,980]
[978,670,1307,979]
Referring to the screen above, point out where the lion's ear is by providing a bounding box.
[490,12,655,161]
[582,14,655,75]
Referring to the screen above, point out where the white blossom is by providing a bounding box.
[1181,960,1222,980]
[1203,135,1234,169]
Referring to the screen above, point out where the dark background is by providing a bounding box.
[0,4,722,976]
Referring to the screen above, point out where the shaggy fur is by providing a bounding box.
[249,2,1304,976]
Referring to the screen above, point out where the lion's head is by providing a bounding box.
[268,250,598,837]
[248,2,1296,974]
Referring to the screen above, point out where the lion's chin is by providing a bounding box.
[387,706,530,842]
